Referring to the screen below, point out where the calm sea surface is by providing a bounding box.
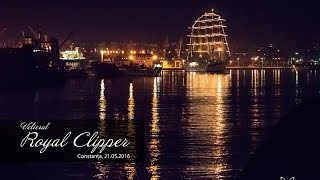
[1,69,320,179]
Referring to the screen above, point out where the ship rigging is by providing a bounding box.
[187,9,230,61]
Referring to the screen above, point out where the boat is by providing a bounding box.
[119,65,161,77]
[64,68,88,78]
[0,32,66,88]
[60,46,88,78]
[185,9,231,72]
[184,60,228,72]
[91,62,124,78]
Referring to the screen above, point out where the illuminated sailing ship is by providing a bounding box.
[185,9,231,72]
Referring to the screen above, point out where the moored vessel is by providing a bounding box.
[91,62,124,78]
[184,60,228,72]
[185,9,231,72]
[119,65,161,76]
[0,32,66,88]
[61,46,88,78]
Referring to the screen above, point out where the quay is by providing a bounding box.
[160,66,294,72]
[161,68,184,71]
[226,66,294,69]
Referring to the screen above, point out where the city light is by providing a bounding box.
[251,56,259,61]
[130,50,137,54]
[189,62,199,67]
[100,50,106,61]
[152,55,158,60]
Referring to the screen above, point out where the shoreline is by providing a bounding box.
[226,66,294,69]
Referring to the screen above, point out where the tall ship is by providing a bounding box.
[185,9,231,72]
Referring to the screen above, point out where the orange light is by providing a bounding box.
[152,55,158,60]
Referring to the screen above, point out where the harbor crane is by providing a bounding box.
[59,32,73,49]
[28,26,38,39]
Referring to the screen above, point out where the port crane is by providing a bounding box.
[27,26,73,48]
[28,26,39,39]
[59,32,73,49]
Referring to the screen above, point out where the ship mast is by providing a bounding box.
[177,36,183,59]
[163,35,169,58]
[187,9,230,61]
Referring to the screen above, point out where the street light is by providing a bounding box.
[152,55,158,60]
[100,50,106,62]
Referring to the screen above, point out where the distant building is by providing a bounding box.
[160,59,184,69]
[129,53,157,67]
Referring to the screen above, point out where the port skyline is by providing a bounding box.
[1,1,320,179]
[1,0,320,50]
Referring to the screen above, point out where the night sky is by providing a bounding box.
[1,0,319,50]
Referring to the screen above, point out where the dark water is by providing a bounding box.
[0,69,320,179]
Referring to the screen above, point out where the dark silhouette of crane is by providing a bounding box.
[28,26,38,39]
[59,32,73,49]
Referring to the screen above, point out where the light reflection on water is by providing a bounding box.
[147,77,161,180]
[184,73,230,179]
[0,69,320,179]
[124,82,137,180]
[94,79,109,180]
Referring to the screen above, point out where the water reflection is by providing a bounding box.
[185,73,231,178]
[212,75,229,178]
[98,80,107,132]
[95,79,109,180]
[2,69,319,179]
[124,82,137,180]
[147,77,161,180]
[128,83,134,120]
[33,90,40,120]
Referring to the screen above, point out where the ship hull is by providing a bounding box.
[0,47,65,88]
[92,62,124,78]
[184,61,227,72]
[206,62,227,72]
[0,69,65,89]
[120,68,162,77]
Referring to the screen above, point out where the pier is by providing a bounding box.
[226,66,294,69]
